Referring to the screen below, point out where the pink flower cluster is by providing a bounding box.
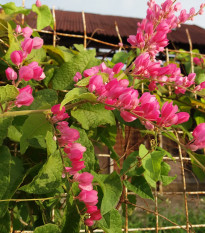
[132,52,198,94]
[127,0,200,57]
[50,104,102,226]
[189,123,205,151]
[78,62,189,130]
[5,26,45,108]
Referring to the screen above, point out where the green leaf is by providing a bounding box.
[98,209,122,233]
[72,126,96,171]
[150,151,166,181]
[120,151,139,175]
[156,147,175,161]
[0,117,13,145]
[160,162,176,186]
[194,110,205,125]
[0,211,10,233]
[34,224,61,233]
[0,2,30,15]
[139,145,165,182]
[43,45,73,65]
[61,87,96,107]
[191,154,205,181]
[20,114,52,154]
[7,125,22,142]
[0,146,11,201]
[52,49,100,90]
[24,89,58,110]
[0,85,19,104]
[45,131,57,156]
[4,23,20,63]
[111,51,129,64]
[26,47,46,63]
[32,4,53,30]
[61,193,81,233]
[93,171,122,215]
[20,151,63,194]
[71,103,115,130]
[124,176,154,200]
[73,44,84,52]
[197,73,205,84]
[0,156,24,217]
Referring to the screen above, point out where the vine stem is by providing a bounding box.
[0,195,67,202]
[0,100,87,118]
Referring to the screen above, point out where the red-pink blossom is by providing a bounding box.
[5,67,17,81]
[28,62,44,80]
[84,219,94,226]
[74,172,94,191]
[19,66,34,81]
[88,75,103,92]
[22,27,33,38]
[21,38,33,54]
[189,123,205,151]
[73,72,82,82]
[78,190,98,206]
[113,62,124,74]
[15,85,34,107]
[51,104,66,115]
[10,51,23,66]
[15,25,21,34]
[36,0,42,7]
[32,37,44,49]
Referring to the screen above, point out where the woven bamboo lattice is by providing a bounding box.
[9,1,205,232]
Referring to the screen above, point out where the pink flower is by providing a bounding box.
[83,66,99,77]
[78,190,98,206]
[67,161,85,174]
[88,75,103,93]
[157,102,189,127]
[32,37,44,49]
[15,85,34,107]
[120,111,137,122]
[193,57,203,66]
[113,62,124,74]
[36,0,42,7]
[10,51,23,66]
[74,172,94,191]
[22,27,33,38]
[5,67,17,81]
[19,66,34,81]
[90,209,102,221]
[86,205,98,214]
[84,219,94,226]
[21,38,33,54]
[189,123,205,151]
[28,62,43,80]
[15,25,21,34]
[73,72,82,82]
[51,104,66,115]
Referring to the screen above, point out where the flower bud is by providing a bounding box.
[36,0,42,7]
[33,37,44,49]
[5,67,18,81]
[22,27,33,38]
[21,38,33,54]
[19,66,34,81]
[15,25,22,34]
[15,85,34,107]
[10,51,23,66]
